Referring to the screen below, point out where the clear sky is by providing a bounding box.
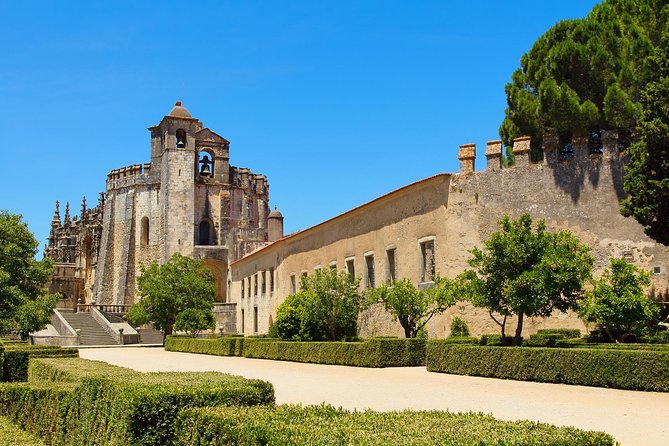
[0,0,599,252]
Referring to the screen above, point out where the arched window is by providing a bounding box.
[199,220,211,245]
[141,217,149,246]
[199,150,214,176]
[176,129,187,148]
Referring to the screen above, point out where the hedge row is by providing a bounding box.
[174,404,615,446]
[166,336,426,367]
[0,357,275,446]
[1,344,79,382]
[0,415,46,446]
[426,343,669,392]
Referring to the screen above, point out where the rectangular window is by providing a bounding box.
[247,277,251,298]
[253,307,258,333]
[241,279,245,299]
[365,254,375,289]
[253,274,258,296]
[241,309,245,333]
[329,261,337,270]
[269,267,275,292]
[420,239,436,283]
[290,274,296,294]
[346,258,355,280]
[386,248,396,285]
[261,271,266,294]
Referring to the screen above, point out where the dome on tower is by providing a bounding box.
[268,207,283,219]
[168,100,192,118]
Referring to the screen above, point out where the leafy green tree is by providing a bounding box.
[0,211,58,339]
[449,316,470,338]
[366,277,456,338]
[269,268,361,341]
[174,308,216,338]
[127,253,215,342]
[579,258,657,343]
[500,0,666,150]
[460,214,594,345]
[621,23,669,245]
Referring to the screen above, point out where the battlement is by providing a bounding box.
[457,130,626,175]
[107,163,152,181]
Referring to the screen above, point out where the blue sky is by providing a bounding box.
[0,1,599,251]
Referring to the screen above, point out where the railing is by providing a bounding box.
[77,304,132,315]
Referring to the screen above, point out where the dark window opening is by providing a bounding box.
[140,217,149,246]
[365,254,375,289]
[559,132,574,159]
[269,268,274,292]
[654,266,662,275]
[589,130,603,155]
[198,221,211,245]
[386,248,396,285]
[199,151,213,176]
[241,309,245,333]
[176,129,187,148]
[290,274,296,294]
[346,259,355,281]
[253,307,259,333]
[261,271,266,295]
[420,240,436,283]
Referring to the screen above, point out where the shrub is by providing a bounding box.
[426,343,669,391]
[174,308,216,337]
[536,328,581,338]
[449,317,470,337]
[165,336,245,357]
[2,357,275,446]
[243,338,425,367]
[649,330,669,344]
[479,334,514,346]
[2,345,78,382]
[442,336,479,345]
[174,404,615,446]
[0,416,46,446]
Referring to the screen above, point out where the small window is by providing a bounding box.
[261,271,266,295]
[290,274,296,294]
[140,217,149,246]
[253,274,258,296]
[269,268,275,292]
[420,239,436,283]
[329,261,337,270]
[365,254,375,289]
[199,221,211,245]
[247,277,252,298]
[176,129,187,148]
[253,307,259,333]
[241,279,245,299]
[240,309,245,333]
[346,258,355,280]
[386,248,396,285]
[654,266,662,275]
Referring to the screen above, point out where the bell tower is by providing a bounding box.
[151,101,203,261]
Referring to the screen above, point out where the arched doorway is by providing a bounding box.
[202,259,227,302]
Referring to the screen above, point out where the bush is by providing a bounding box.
[649,330,669,344]
[426,343,669,391]
[165,336,245,357]
[174,404,615,446]
[1,357,275,446]
[479,334,514,346]
[449,317,470,337]
[442,336,479,345]
[0,416,46,446]
[1,345,78,382]
[243,338,426,367]
[536,328,581,338]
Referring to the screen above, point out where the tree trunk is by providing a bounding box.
[513,313,524,346]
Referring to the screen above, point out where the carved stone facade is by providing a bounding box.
[45,102,272,316]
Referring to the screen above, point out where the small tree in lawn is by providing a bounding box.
[460,214,594,345]
[579,258,658,343]
[366,276,457,338]
[174,308,216,338]
[127,253,215,343]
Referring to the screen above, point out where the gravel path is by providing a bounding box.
[80,347,669,446]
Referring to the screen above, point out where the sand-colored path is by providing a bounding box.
[80,347,669,446]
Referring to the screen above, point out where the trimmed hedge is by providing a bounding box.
[0,414,47,446]
[166,336,245,356]
[1,357,275,446]
[174,404,616,446]
[2,345,79,382]
[537,328,581,338]
[426,343,669,391]
[242,338,426,367]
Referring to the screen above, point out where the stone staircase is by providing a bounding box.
[61,313,118,346]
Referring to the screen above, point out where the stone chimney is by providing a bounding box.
[458,144,476,175]
[485,140,502,171]
[268,207,284,242]
[512,136,531,167]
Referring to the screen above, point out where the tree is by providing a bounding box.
[126,253,215,342]
[460,214,594,345]
[579,258,657,342]
[0,210,58,339]
[366,277,456,338]
[449,316,470,338]
[621,23,669,245]
[500,0,666,151]
[174,308,216,338]
[269,268,361,341]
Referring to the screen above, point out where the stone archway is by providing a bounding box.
[202,259,227,302]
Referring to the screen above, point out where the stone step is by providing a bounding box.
[62,312,118,346]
